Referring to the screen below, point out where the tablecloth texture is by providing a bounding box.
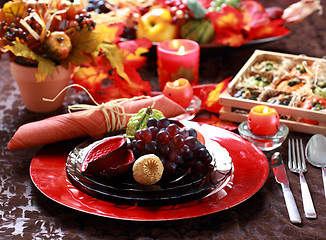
[1,1,326,238]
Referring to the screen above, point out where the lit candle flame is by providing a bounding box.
[177,46,186,55]
[263,106,269,114]
[173,80,180,87]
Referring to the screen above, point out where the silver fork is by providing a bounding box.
[288,139,317,219]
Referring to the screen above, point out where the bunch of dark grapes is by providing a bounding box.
[164,0,192,24]
[130,117,213,177]
[73,11,96,31]
[0,21,28,43]
[86,0,113,13]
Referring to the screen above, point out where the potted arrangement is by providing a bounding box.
[0,0,152,112]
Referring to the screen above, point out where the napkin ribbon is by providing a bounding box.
[43,84,155,133]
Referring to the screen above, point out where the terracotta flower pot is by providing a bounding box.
[10,62,73,113]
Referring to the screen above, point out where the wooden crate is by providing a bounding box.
[219,50,326,135]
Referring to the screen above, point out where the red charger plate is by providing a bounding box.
[30,126,268,221]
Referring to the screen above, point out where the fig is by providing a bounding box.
[132,154,164,185]
[44,31,72,61]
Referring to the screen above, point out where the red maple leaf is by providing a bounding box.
[239,1,290,40]
[206,5,246,46]
[118,37,152,69]
[247,19,291,40]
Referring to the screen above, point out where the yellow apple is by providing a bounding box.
[136,8,179,42]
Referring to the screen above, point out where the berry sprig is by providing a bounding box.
[73,10,96,31]
[0,21,29,43]
[163,0,192,24]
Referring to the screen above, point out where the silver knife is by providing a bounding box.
[271,152,301,224]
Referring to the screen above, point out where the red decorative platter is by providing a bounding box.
[30,125,268,221]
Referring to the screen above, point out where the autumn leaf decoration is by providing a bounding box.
[206,0,291,47]
[0,0,153,98]
[72,23,152,102]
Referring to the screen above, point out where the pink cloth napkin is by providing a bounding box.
[8,95,185,150]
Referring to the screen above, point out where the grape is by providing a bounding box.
[180,145,194,161]
[195,148,211,162]
[159,144,170,157]
[156,130,170,144]
[163,0,191,24]
[88,0,113,13]
[166,123,180,137]
[139,128,152,143]
[202,154,213,165]
[148,126,159,139]
[164,161,177,174]
[168,150,182,164]
[179,145,190,156]
[147,118,158,127]
[195,141,205,151]
[157,118,170,129]
[224,0,240,8]
[133,148,142,158]
[173,134,185,148]
[97,1,111,13]
[187,128,197,138]
[145,140,157,153]
[185,136,198,150]
[135,140,145,152]
[134,130,141,140]
[179,128,189,138]
[86,3,96,11]
[188,159,201,168]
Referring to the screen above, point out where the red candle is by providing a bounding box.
[162,78,194,108]
[247,105,280,135]
[157,39,199,90]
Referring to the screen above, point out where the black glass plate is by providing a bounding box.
[66,137,233,206]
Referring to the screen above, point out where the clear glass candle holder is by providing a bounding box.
[238,121,289,151]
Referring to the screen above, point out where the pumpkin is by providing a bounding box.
[180,18,215,44]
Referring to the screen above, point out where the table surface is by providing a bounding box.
[1,1,326,239]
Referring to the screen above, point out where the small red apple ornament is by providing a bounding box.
[247,105,280,135]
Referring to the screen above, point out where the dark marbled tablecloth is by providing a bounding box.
[1,1,326,239]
